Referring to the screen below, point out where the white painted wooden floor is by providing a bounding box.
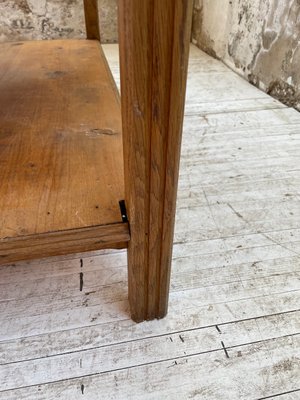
[1,44,300,399]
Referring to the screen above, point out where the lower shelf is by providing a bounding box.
[0,39,129,264]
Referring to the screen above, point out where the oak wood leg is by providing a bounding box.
[118,0,193,322]
[83,0,100,40]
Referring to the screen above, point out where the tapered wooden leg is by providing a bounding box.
[118,0,193,322]
[83,0,100,40]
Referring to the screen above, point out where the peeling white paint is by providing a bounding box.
[192,0,300,110]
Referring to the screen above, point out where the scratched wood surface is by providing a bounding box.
[0,40,129,262]
[0,44,299,399]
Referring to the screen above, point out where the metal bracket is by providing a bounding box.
[119,200,128,223]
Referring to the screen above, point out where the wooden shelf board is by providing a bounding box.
[0,40,128,263]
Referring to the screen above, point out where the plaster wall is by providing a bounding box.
[192,0,300,110]
[0,0,118,43]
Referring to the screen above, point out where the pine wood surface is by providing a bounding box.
[0,44,300,399]
[0,40,128,262]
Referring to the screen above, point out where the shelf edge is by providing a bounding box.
[0,223,130,265]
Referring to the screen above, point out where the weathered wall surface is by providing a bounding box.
[192,0,300,111]
[98,0,118,43]
[0,0,118,43]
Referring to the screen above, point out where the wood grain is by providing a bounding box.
[1,336,299,398]
[118,0,193,321]
[1,268,299,336]
[83,0,100,41]
[1,43,300,400]
[1,314,299,390]
[0,223,129,265]
[0,40,128,261]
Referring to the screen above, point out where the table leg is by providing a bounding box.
[83,0,100,41]
[118,0,193,322]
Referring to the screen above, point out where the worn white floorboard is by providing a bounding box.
[0,44,299,399]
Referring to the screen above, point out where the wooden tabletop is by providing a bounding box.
[0,40,129,263]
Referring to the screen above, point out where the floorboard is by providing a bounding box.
[0,44,299,399]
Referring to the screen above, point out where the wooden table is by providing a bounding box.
[0,0,193,322]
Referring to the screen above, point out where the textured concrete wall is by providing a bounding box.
[192,0,300,111]
[0,0,118,43]
[98,0,118,43]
